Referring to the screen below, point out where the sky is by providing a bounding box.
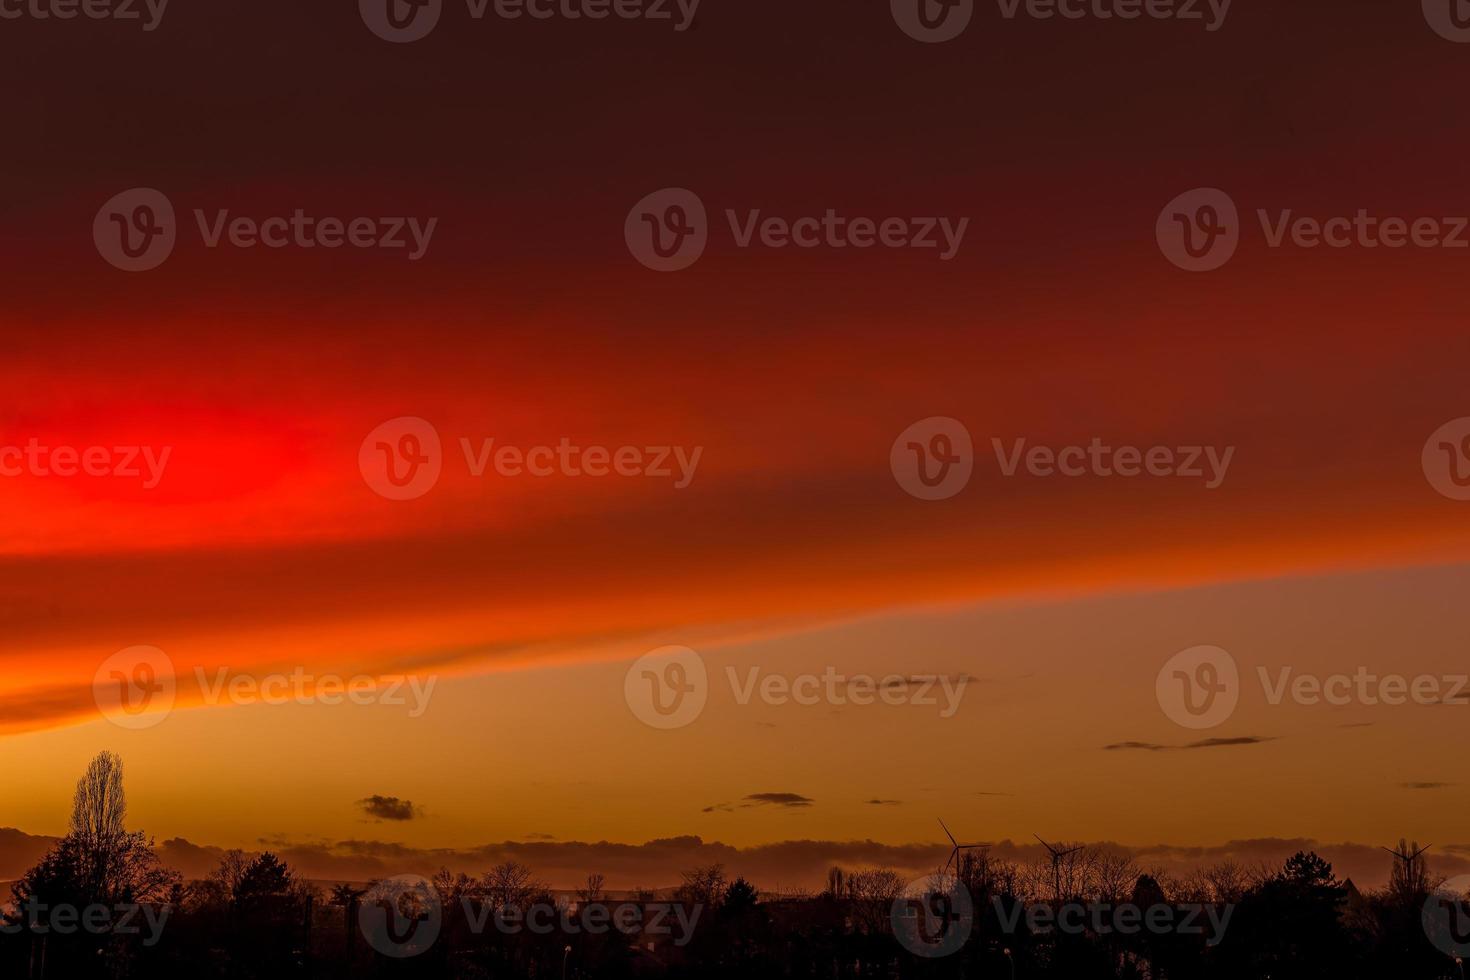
[3,0,1470,890]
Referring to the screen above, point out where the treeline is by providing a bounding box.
[813,844,1460,980]
[3,753,1465,979]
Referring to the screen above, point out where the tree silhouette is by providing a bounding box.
[3,753,178,980]
[71,752,126,849]
[723,877,759,916]
[234,852,294,910]
[577,872,606,904]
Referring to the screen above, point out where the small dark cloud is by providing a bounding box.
[884,674,974,690]
[1401,782,1454,790]
[976,791,1014,797]
[841,674,974,694]
[525,832,557,840]
[707,793,815,812]
[1104,737,1275,752]
[745,792,814,808]
[1104,741,1169,752]
[864,799,902,806]
[1187,736,1275,749]
[1339,722,1375,729]
[356,795,420,822]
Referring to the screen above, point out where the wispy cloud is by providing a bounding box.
[705,792,814,812]
[745,792,813,808]
[1104,736,1276,752]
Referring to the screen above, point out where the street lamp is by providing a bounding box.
[1002,946,1015,980]
[562,944,572,980]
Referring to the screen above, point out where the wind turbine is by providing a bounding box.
[938,819,990,877]
[1382,839,1431,892]
[1381,840,1431,866]
[1035,835,1084,902]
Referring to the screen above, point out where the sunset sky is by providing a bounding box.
[3,0,1470,890]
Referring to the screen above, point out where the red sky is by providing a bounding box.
[3,0,1470,891]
